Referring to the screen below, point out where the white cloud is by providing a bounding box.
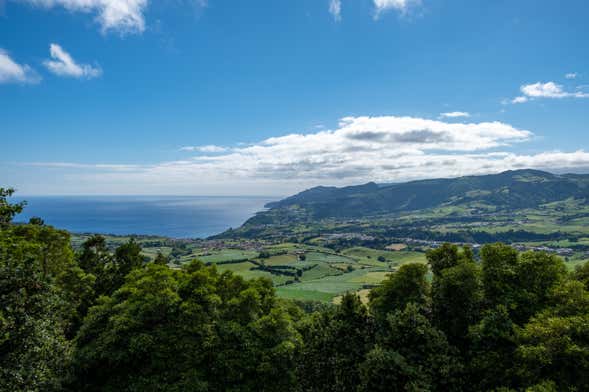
[507,81,589,104]
[373,0,420,16]
[565,72,578,79]
[520,81,588,99]
[511,96,528,104]
[180,145,228,153]
[439,111,470,118]
[15,0,148,34]
[329,0,341,21]
[27,148,589,195]
[0,49,40,84]
[26,162,139,171]
[29,115,578,195]
[43,43,102,79]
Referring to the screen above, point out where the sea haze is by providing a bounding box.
[12,196,277,238]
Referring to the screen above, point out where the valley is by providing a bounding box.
[74,170,589,302]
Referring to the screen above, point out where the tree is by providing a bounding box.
[516,312,589,389]
[29,217,45,226]
[467,305,518,391]
[480,243,519,310]
[297,293,372,392]
[432,260,483,350]
[154,252,169,265]
[10,223,76,280]
[359,303,462,391]
[369,263,429,323]
[0,188,25,228]
[426,243,460,276]
[0,228,71,391]
[546,280,589,317]
[78,237,145,297]
[574,260,589,290]
[110,238,144,291]
[428,245,482,350]
[57,263,96,338]
[5,223,94,338]
[359,346,425,392]
[512,251,566,323]
[77,235,110,277]
[514,277,589,390]
[70,263,188,392]
[70,261,301,392]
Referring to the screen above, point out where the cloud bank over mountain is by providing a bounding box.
[20,115,589,195]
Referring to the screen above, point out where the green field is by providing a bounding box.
[199,249,259,263]
[73,232,588,302]
[200,246,421,301]
[264,254,299,265]
[275,287,336,302]
[341,247,426,266]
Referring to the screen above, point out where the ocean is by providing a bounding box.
[11,196,277,238]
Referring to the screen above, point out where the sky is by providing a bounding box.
[1,0,589,196]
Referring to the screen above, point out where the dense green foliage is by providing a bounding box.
[0,188,25,227]
[2,192,589,391]
[70,262,301,391]
[0,196,87,391]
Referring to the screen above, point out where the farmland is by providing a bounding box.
[68,171,589,303]
[72,227,589,302]
[71,234,430,302]
[175,244,427,302]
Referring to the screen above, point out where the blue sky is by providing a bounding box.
[1,0,588,195]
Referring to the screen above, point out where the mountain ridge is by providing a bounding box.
[259,169,589,221]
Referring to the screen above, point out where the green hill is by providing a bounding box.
[259,169,589,220]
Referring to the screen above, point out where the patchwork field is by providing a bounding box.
[72,234,426,302]
[195,246,408,301]
[73,230,588,303]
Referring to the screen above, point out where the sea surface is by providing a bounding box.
[11,196,277,238]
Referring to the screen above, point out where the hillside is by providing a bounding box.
[215,170,589,244]
[264,170,589,219]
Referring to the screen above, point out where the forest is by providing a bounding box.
[2,187,589,392]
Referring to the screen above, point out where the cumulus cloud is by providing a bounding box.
[180,145,228,153]
[43,44,102,78]
[522,81,588,98]
[31,114,586,195]
[28,149,589,195]
[565,72,578,79]
[0,49,40,84]
[15,0,148,34]
[332,116,531,150]
[373,0,420,16]
[511,81,589,103]
[329,0,341,21]
[439,111,470,118]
